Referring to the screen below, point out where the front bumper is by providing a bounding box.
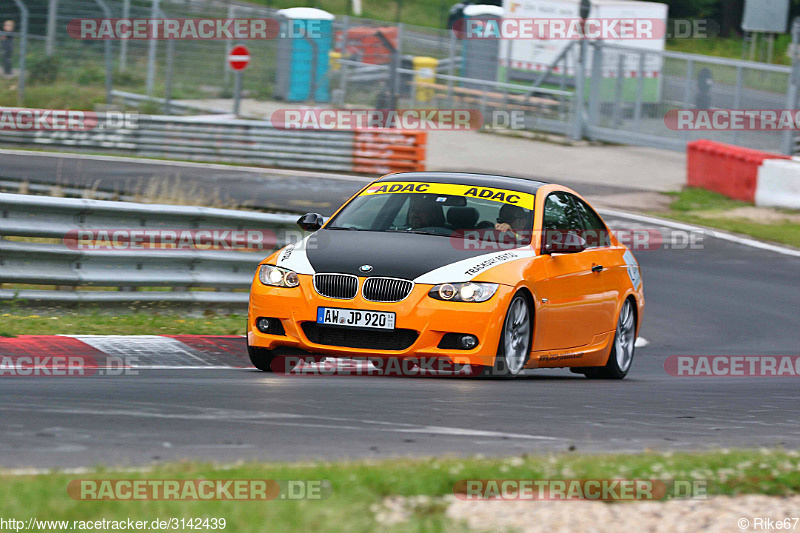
[248,275,514,367]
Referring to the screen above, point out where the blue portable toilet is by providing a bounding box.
[274,7,335,102]
[460,5,503,90]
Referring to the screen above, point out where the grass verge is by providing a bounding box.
[0,311,245,337]
[656,188,800,249]
[0,450,798,532]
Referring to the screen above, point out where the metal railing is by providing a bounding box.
[0,113,427,174]
[0,193,301,304]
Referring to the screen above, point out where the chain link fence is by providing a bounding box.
[2,0,800,155]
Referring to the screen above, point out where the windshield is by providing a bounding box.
[326,181,535,245]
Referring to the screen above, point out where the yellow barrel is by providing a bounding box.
[412,56,438,102]
[329,50,342,71]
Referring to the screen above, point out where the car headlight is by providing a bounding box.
[428,282,498,302]
[258,265,300,288]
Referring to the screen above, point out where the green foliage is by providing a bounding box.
[27,54,62,85]
[75,65,106,86]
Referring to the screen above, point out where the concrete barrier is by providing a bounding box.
[755,158,800,209]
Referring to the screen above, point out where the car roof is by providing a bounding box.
[378,172,548,195]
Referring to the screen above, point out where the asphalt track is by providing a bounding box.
[0,150,642,215]
[1,206,799,469]
[1,152,800,468]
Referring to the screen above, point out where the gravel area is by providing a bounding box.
[374,494,800,532]
[445,494,800,532]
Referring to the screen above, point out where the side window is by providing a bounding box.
[542,192,584,248]
[570,196,610,248]
[542,192,583,233]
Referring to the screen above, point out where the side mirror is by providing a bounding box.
[297,213,324,232]
[542,231,587,254]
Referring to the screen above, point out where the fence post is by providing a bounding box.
[10,0,28,105]
[119,0,130,71]
[338,15,350,105]
[224,4,235,85]
[588,41,603,128]
[570,38,587,141]
[447,29,456,108]
[681,59,694,143]
[781,18,800,155]
[611,54,624,128]
[92,0,113,104]
[633,52,645,132]
[394,23,404,102]
[146,0,160,97]
[45,0,57,57]
[732,65,743,147]
[164,38,174,113]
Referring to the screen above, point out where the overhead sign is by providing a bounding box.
[228,44,250,71]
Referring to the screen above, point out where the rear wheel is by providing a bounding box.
[473,293,531,378]
[584,299,636,380]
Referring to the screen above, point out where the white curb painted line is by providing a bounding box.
[599,208,800,258]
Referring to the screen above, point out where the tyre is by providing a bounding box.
[473,293,531,378]
[584,299,636,380]
[247,343,302,373]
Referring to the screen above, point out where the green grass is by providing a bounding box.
[667,34,793,66]
[0,311,245,337]
[665,187,750,212]
[657,188,800,249]
[0,450,798,532]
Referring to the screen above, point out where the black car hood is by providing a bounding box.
[305,229,498,280]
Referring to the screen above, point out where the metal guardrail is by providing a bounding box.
[0,193,302,304]
[0,114,427,174]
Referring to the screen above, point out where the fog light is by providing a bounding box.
[257,317,274,333]
[458,335,478,350]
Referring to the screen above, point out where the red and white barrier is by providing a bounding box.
[755,158,800,209]
[686,140,800,208]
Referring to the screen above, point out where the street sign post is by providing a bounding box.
[228,44,250,116]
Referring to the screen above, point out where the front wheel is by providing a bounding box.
[473,293,531,378]
[584,299,636,380]
[247,343,302,373]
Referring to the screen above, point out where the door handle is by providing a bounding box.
[591,264,604,273]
